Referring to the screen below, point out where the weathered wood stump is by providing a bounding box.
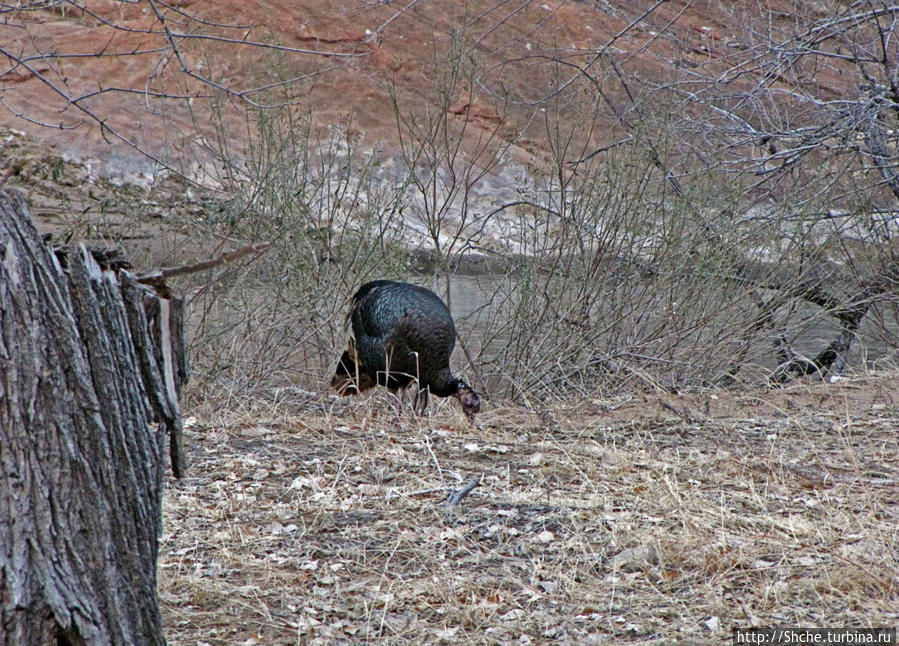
[0,188,187,646]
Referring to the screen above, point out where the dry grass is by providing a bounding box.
[159,375,899,645]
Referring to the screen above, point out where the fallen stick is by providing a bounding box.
[445,474,481,517]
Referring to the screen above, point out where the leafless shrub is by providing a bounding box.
[183,112,413,398]
[454,131,772,398]
[185,57,897,406]
[449,0,899,401]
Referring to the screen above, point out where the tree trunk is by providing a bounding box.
[0,189,187,646]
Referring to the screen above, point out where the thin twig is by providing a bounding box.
[137,242,270,283]
[386,486,449,502]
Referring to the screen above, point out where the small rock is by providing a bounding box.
[610,545,658,572]
[539,579,559,594]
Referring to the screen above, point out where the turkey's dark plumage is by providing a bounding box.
[331,280,481,421]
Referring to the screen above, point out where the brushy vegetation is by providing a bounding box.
[3,0,897,409]
[173,98,897,405]
[9,2,890,407]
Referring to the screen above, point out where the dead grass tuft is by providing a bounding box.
[160,374,898,644]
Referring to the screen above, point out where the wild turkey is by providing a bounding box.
[331,280,481,421]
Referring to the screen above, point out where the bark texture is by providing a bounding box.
[0,189,187,646]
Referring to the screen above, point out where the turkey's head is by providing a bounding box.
[454,381,481,423]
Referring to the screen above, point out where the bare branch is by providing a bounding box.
[137,241,271,283]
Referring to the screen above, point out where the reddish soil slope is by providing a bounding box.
[0,1,814,179]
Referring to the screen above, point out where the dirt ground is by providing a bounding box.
[159,374,898,645]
